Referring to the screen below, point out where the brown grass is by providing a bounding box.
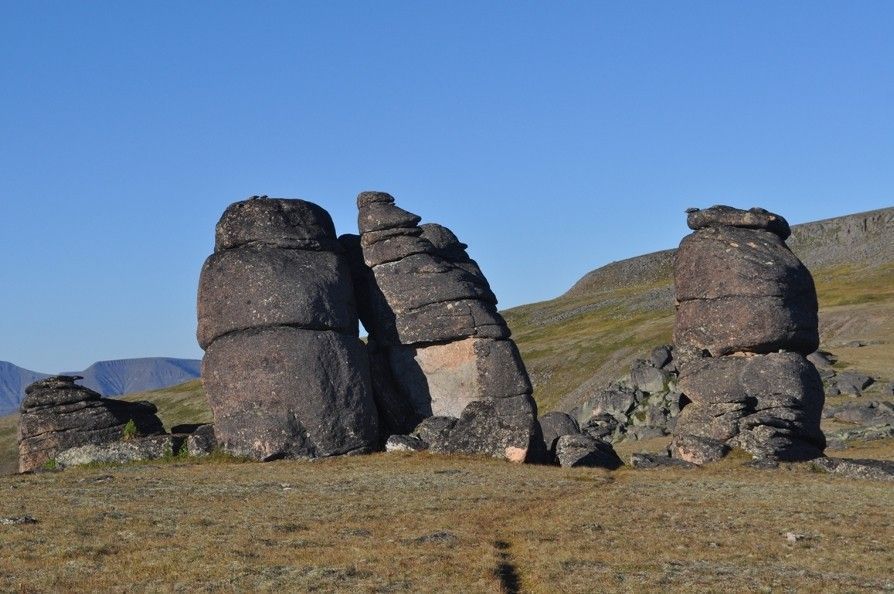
[1,453,891,593]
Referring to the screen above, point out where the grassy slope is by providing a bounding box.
[1,454,892,592]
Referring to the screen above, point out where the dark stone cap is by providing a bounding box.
[215,198,338,251]
[22,375,101,410]
[357,191,395,208]
[686,205,791,240]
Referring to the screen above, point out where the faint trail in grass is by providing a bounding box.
[493,540,520,594]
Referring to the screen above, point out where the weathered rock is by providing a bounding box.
[387,338,531,418]
[630,360,668,393]
[197,245,357,348]
[55,435,183,469]
[433,395,536,462]
[537,411,581,456]
[17,376,165,473]
[650,345,673,369]
[674,221,818,357]
[809,457,894,482]
[412,416,457,448]
[354,192,537,462]
[626,426,668,441]
[828,401,894,426]
[215,197,339,251]
[675,295,818,357]
[834,372,874,396]
[629,452,697,469]
[554,434,623,469]
[671,206,824,463]
[365,341,420,437]
[199,198,380,461]
[385,434,428,452]
[686,205,792,240]
[202,326,379,460]
[186,424,216,457]
[580,413,621,441]
[807,350,835,370]
[670,434,730,465]
[672,353,825,462]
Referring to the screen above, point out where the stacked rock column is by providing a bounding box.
[343,191,537,462]
[197,198,379,460]
[670,206,826,464]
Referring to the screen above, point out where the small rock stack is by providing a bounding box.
[18,375,164,472]
[670,206,826,463]
[197,198,379,460]
[344,191,537,461]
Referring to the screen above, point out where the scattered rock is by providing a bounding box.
[554,434,623,469]
[0,515,38,526]
[808,457,894,481]
[785,532,809,543]
[629,360,668,394]
[412,531,458,544]
[186,424,216,457]
[55,435,184,468]
[834,372,874,396]
[629,452,697,469]
[385,435,427,452]
[537,411,581,456]
[411,416,457,448]
[828,401,894,426]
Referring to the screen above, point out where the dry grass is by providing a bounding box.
[1,453,891,593]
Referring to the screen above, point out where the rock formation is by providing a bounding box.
[197,197,379,460]
[343,191,537,461]
[17,375,164,472]
[670,206,826,463]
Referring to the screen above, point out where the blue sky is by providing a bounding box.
[1,1,892,372]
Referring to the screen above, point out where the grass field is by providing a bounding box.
[1,451,892,593]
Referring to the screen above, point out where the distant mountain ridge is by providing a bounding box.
[0,357,201,416]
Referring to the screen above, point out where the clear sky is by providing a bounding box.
[1,1,892,372]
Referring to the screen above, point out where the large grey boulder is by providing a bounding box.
[672,352,825,463]
[202,326,378,460]
[197,245,356,348]
[537,411,580,457]
[17,376,165,472]
[198,198,380,461]
[554,434,623,469]
[674,208,818,358]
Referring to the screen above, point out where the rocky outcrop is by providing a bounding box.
[670,206,826,464]
[197,198,379,460]
[17,375,164,472]
[344,191,537,461]
[55,434,183,469]
[571,345,682,444]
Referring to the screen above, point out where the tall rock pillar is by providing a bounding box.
[197,198,379,460]
[670,205,825,464]
[342,191,537,462]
